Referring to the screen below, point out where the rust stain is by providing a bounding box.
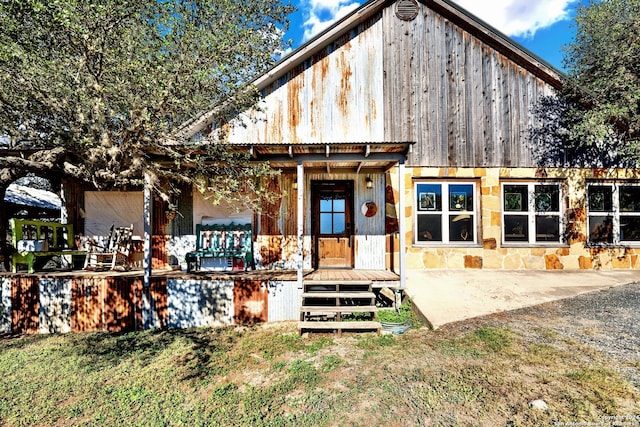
[260,176,282,236]
[336,51,353,116]
[266,96,283,144]
[11,276,39,334]
[234,280,268,324]
[287,73,304,143]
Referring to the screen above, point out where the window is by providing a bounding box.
[502,182,563,245]
[587,183,640,245]
[415,182,477,244]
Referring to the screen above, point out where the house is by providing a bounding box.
[173,0,640,275]
[5,0,639,334]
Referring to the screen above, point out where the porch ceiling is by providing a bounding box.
[236,141,414,170]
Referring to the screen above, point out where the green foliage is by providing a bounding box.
[378,299,422,327]
[473,326,512,352]
[0,0,292,202]
[540,0,640,166]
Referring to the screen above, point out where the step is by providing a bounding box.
[298,321,381,336]
[304,280,372,292]
[300,305,378,313]
[301,291,375,299]
[303,280,373,286]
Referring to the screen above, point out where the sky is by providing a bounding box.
[283,0,579,71]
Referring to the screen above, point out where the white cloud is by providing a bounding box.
[301,0,361,41]
[299,0,576,42]
[452,0,577,38]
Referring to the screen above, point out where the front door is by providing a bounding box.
[312,181,354,269]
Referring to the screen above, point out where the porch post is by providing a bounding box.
[142,172,153,328]
[398,160,406,289]
[297,161,304,286]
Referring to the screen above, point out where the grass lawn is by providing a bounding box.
[0,308,638,426]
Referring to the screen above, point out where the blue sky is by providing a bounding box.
[283,0,579,71]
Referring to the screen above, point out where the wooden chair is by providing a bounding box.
[84,224,134,271]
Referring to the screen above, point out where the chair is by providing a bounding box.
[84,224,134,270]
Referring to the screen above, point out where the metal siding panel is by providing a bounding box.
[354,235,386,269]
[0,277,10,333]
[167,279,234,328]
[39,278,72,334]
[234,280,268,324]
[12,276,39,334]
[226,15,384,144]
[267,280,302,322]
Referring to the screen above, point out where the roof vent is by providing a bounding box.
[396,0,419,21]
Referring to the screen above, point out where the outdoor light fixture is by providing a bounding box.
[365,176,373,189]
[292,181,298,190]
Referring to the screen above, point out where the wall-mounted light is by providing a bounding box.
[292,181,298,190]
[365,176,373,189]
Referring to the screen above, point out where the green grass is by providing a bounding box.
[0,319,637,426]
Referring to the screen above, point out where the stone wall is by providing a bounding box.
[392,167,640,271]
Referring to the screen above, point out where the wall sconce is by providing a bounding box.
[365,176,373,189]
[292,181,298,190]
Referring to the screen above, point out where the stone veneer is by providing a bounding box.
[390,167,640,271]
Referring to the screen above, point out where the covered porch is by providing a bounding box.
[243,141,412,289]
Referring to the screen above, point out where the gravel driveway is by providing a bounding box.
[459,281,640,387]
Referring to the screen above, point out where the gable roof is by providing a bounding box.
[176,0,563,142]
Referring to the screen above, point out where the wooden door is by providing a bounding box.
[312,181,354,268]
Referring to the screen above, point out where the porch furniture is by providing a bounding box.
[299,280,381,336]
[9,218,86,273]
[83,224,134,271]
[185,223,253,273]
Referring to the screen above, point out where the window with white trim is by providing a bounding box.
[587,183,640,245]
[501,182,563,245]
[415,182,477,244]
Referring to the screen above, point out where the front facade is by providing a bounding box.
[177,0,640,274]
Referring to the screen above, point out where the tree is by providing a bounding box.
[531,0,640,166]
[0,0,293,267]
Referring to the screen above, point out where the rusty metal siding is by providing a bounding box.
[167,279,234,328]
[267,280,301,322]
[0,277,10,333]
[382,3,556,167]
[11,276,39,334]
[226,14,385,145]
[234,280,268,324]
[70,276,167,333]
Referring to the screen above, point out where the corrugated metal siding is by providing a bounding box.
[167,279,234,328]
[70,277,167,332]
[267,280,301,322]
[234,280,268,324]
[355,235,386,269]
[226,14,385,144]
[11,276,39,334]
[39,278,72,334]
[0,277,10,333]
[382,3,555,167]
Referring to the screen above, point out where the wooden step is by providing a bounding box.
[301,291,375,299]
[303,280,373,285]
[298,321,381,336]
[303,280,372,292]
[300,305,378,313]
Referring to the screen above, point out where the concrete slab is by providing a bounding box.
[404,269,640,329]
